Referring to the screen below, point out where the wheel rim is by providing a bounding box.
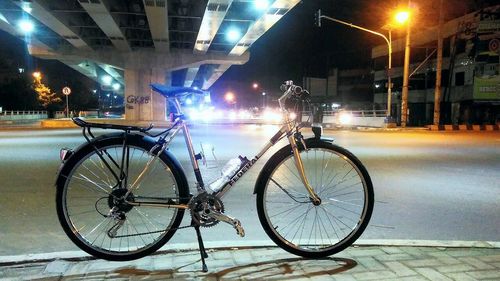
[62,144,180,256]
[263,148,369,253]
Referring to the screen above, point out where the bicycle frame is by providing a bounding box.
[124,83,320,208]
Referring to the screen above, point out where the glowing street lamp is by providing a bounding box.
[224,92,235,103]
[254,0,269,10]
[18,20,34,34]
[112,83,121,91]
[226,28,241,43]
[395,11,410,25]
[252,83,259,89]
[101,75,112,86]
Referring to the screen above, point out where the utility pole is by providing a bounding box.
[433,0,444,126]
[401,12,411,127]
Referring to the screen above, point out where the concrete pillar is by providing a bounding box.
[124,68,166,122]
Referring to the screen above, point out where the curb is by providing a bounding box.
[429,124,499,131]
[1,239,498,266]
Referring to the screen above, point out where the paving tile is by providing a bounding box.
[466,270,500,279]
[375,253,414,262]
[331,274,357,281]
[435,256,461,265]
[353,270,398,280]
[445,250,485,257]
[310,275,335,281]
[478,254,500,263]
[380,247,405,254]
[63,261,91,277]
[356,257,386,270]
[434,263,476,273]
[382,277,429,281]
[403,258,442,267]
[383,261,417,277]
[414,268,453,281]
[1,245,499,280]
[446,272,478,281]
[44,260,72,275]
[399,247,427,256]
[458,257,495,270]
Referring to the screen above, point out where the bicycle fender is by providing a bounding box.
[253,137,333,195]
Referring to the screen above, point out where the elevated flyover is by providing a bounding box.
[0,0,300,121]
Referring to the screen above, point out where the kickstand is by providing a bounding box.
[192,220,208,272]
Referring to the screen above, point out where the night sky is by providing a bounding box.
[1,0,494,107]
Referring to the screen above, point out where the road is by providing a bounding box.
[0,125,499,256]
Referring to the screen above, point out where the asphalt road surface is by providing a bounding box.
[0,125,499,256]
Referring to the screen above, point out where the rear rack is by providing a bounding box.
[72,117,153,133]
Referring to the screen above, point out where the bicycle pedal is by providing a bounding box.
[233,220,245,237]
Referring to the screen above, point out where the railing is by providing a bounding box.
[323,110,387,117]
[0,110,48,120]
[322,109,388,127]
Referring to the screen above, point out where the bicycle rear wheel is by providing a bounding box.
[56,134,189,261]
[256,139,373,258]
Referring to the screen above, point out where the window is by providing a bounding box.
[455,72,465,86]
[456,39,466,54]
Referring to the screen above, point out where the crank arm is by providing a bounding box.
[205,210,245,237]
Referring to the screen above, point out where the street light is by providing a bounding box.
[398,9,411,127]
[18,19,34,34]
[262,92,267,108]
[225,92,235,103]
[395,11,410,25]
[101,75,112,86]
[316,10,393,122]
[316,9,411,125]
[226,28,241,42]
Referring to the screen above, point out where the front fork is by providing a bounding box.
[285,123,321,205]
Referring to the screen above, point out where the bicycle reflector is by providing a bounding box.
[60,148,73,161]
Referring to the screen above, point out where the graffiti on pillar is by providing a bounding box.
[126,95,150,105]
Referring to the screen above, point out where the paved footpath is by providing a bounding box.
[1,245,499,280]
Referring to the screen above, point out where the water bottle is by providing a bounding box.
[208,156,245,193]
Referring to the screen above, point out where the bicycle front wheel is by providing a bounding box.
[56,134,189,261]
[256,139,373,258]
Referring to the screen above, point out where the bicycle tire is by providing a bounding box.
[256,138,373,258]
[56,133,189,261]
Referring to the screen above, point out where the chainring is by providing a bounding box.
[189,193,224,227]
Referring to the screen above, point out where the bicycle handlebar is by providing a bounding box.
[278,81,310,110]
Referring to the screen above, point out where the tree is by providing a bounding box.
[32,73,61,108]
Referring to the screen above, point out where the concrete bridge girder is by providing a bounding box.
[31,48,249,72]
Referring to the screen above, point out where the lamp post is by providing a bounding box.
[399,10,411,127]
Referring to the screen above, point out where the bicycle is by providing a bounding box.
[55,81,374,271]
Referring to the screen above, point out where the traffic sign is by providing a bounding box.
[62,87,71,96]
[489,39,499,53]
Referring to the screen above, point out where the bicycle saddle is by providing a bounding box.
[150,84,204,98]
